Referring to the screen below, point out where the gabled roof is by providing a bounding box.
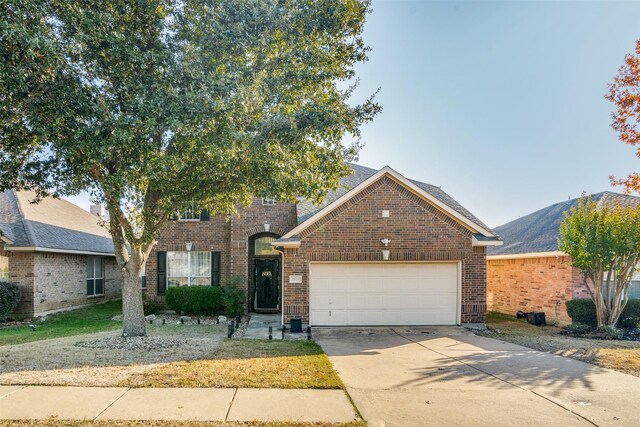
[283,165,499,242]
[0,190,115,255]
[488,191,640,257]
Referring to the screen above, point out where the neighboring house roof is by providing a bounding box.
[0,190,114,255]
[287,164,499,243]
[488,191,640,257]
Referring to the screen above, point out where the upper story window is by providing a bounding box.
[255,236,279,256]
[0,255,8,283]
[261,198,276,206]
[174,201,210,221]
[87,256,104,296]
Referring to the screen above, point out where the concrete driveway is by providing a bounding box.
[315,327,640,427]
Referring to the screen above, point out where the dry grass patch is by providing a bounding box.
[0,421,366,427]
[120,340,344,389]
[480,312,640,377]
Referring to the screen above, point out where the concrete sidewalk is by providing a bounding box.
[0,385,358,422]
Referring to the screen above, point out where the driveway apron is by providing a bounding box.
[315,326,640,427]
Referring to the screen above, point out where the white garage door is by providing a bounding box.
[309,263,459,326]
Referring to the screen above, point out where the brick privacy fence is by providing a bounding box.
[487,255,589,324]
[282,176,487,324]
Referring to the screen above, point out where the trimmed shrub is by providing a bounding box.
[566,299,597,327]
[0,282,21,321]
[220,276,245,317]
[165,286,225,315]
[142,293,164,316]
[566,298,640,328]
[602,325,624,340]
[563,322,594,336]
[618,299,640,328]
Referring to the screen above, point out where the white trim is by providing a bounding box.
[281,166,496,239]
[486,251,568,260]
[472,236,504,247]
[0,235,13,244]
[4,246,115,256]
[308,260,462,327]
[272,241,301,249]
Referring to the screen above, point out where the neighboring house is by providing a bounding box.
[145,164,501,326]
[0,190,123,317]
[487,191,640,324]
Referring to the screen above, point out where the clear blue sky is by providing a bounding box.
[348,0,640,228]
[66,0,640,229]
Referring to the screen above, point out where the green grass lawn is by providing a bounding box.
[121,339,345,389]
[0,300,122,346]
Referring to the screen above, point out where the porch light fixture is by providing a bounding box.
[381,238,391,261]
[185,242,193,251]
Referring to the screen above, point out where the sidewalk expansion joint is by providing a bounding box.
[224,387,238,421]
[0,385,26,400]
[92,387,131,421]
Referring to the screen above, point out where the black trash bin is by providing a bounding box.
[526,312,546,326]
[290,318,303,333]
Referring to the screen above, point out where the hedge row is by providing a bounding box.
[0,282,21,321]
[566,298,640,328]
[165,285,244,316]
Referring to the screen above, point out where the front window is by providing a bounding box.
[0,255,8,282]
[87,256,104,296]
[261,198,276,205]
[167,251,211,287]
[255,236,279,256]
[141,263,147,289]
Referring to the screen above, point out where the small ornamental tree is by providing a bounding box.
[559,197,640,327]
[607,39,640,194]
[0,0,380,336]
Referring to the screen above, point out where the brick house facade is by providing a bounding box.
[0,190,122,318]
[487,255,589,324]
[486,191,640,325]
[148,165,500,326]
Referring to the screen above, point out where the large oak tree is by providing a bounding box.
[0,0,379,336]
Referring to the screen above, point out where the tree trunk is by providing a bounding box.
[121,261,146,337]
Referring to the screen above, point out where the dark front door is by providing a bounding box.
[255,259,279,310]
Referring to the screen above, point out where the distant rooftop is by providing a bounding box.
[0,190,114,255]
[488,191,640,256]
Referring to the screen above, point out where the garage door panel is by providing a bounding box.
[309,263,459,326]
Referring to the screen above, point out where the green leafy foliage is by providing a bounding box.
[566,299,598,327]
[142,293,164,316]
[165,286,225,315]
[220,276,246,317]
[602,325,624,340]
[563,322,594,336]
[617,299,640,329]
[559,197,640,327]
[0,282,21,321]
[566,298,640,329]
[0,0,379,336]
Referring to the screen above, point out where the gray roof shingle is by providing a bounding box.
[487,191,640,256]
[0,190,115,254]
[296,164,495,235]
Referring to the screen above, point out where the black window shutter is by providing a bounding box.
[157,251,167,294]
[211,252,220,286]
[200,210,210,221]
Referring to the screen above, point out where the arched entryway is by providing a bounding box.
[248,232,282,313]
